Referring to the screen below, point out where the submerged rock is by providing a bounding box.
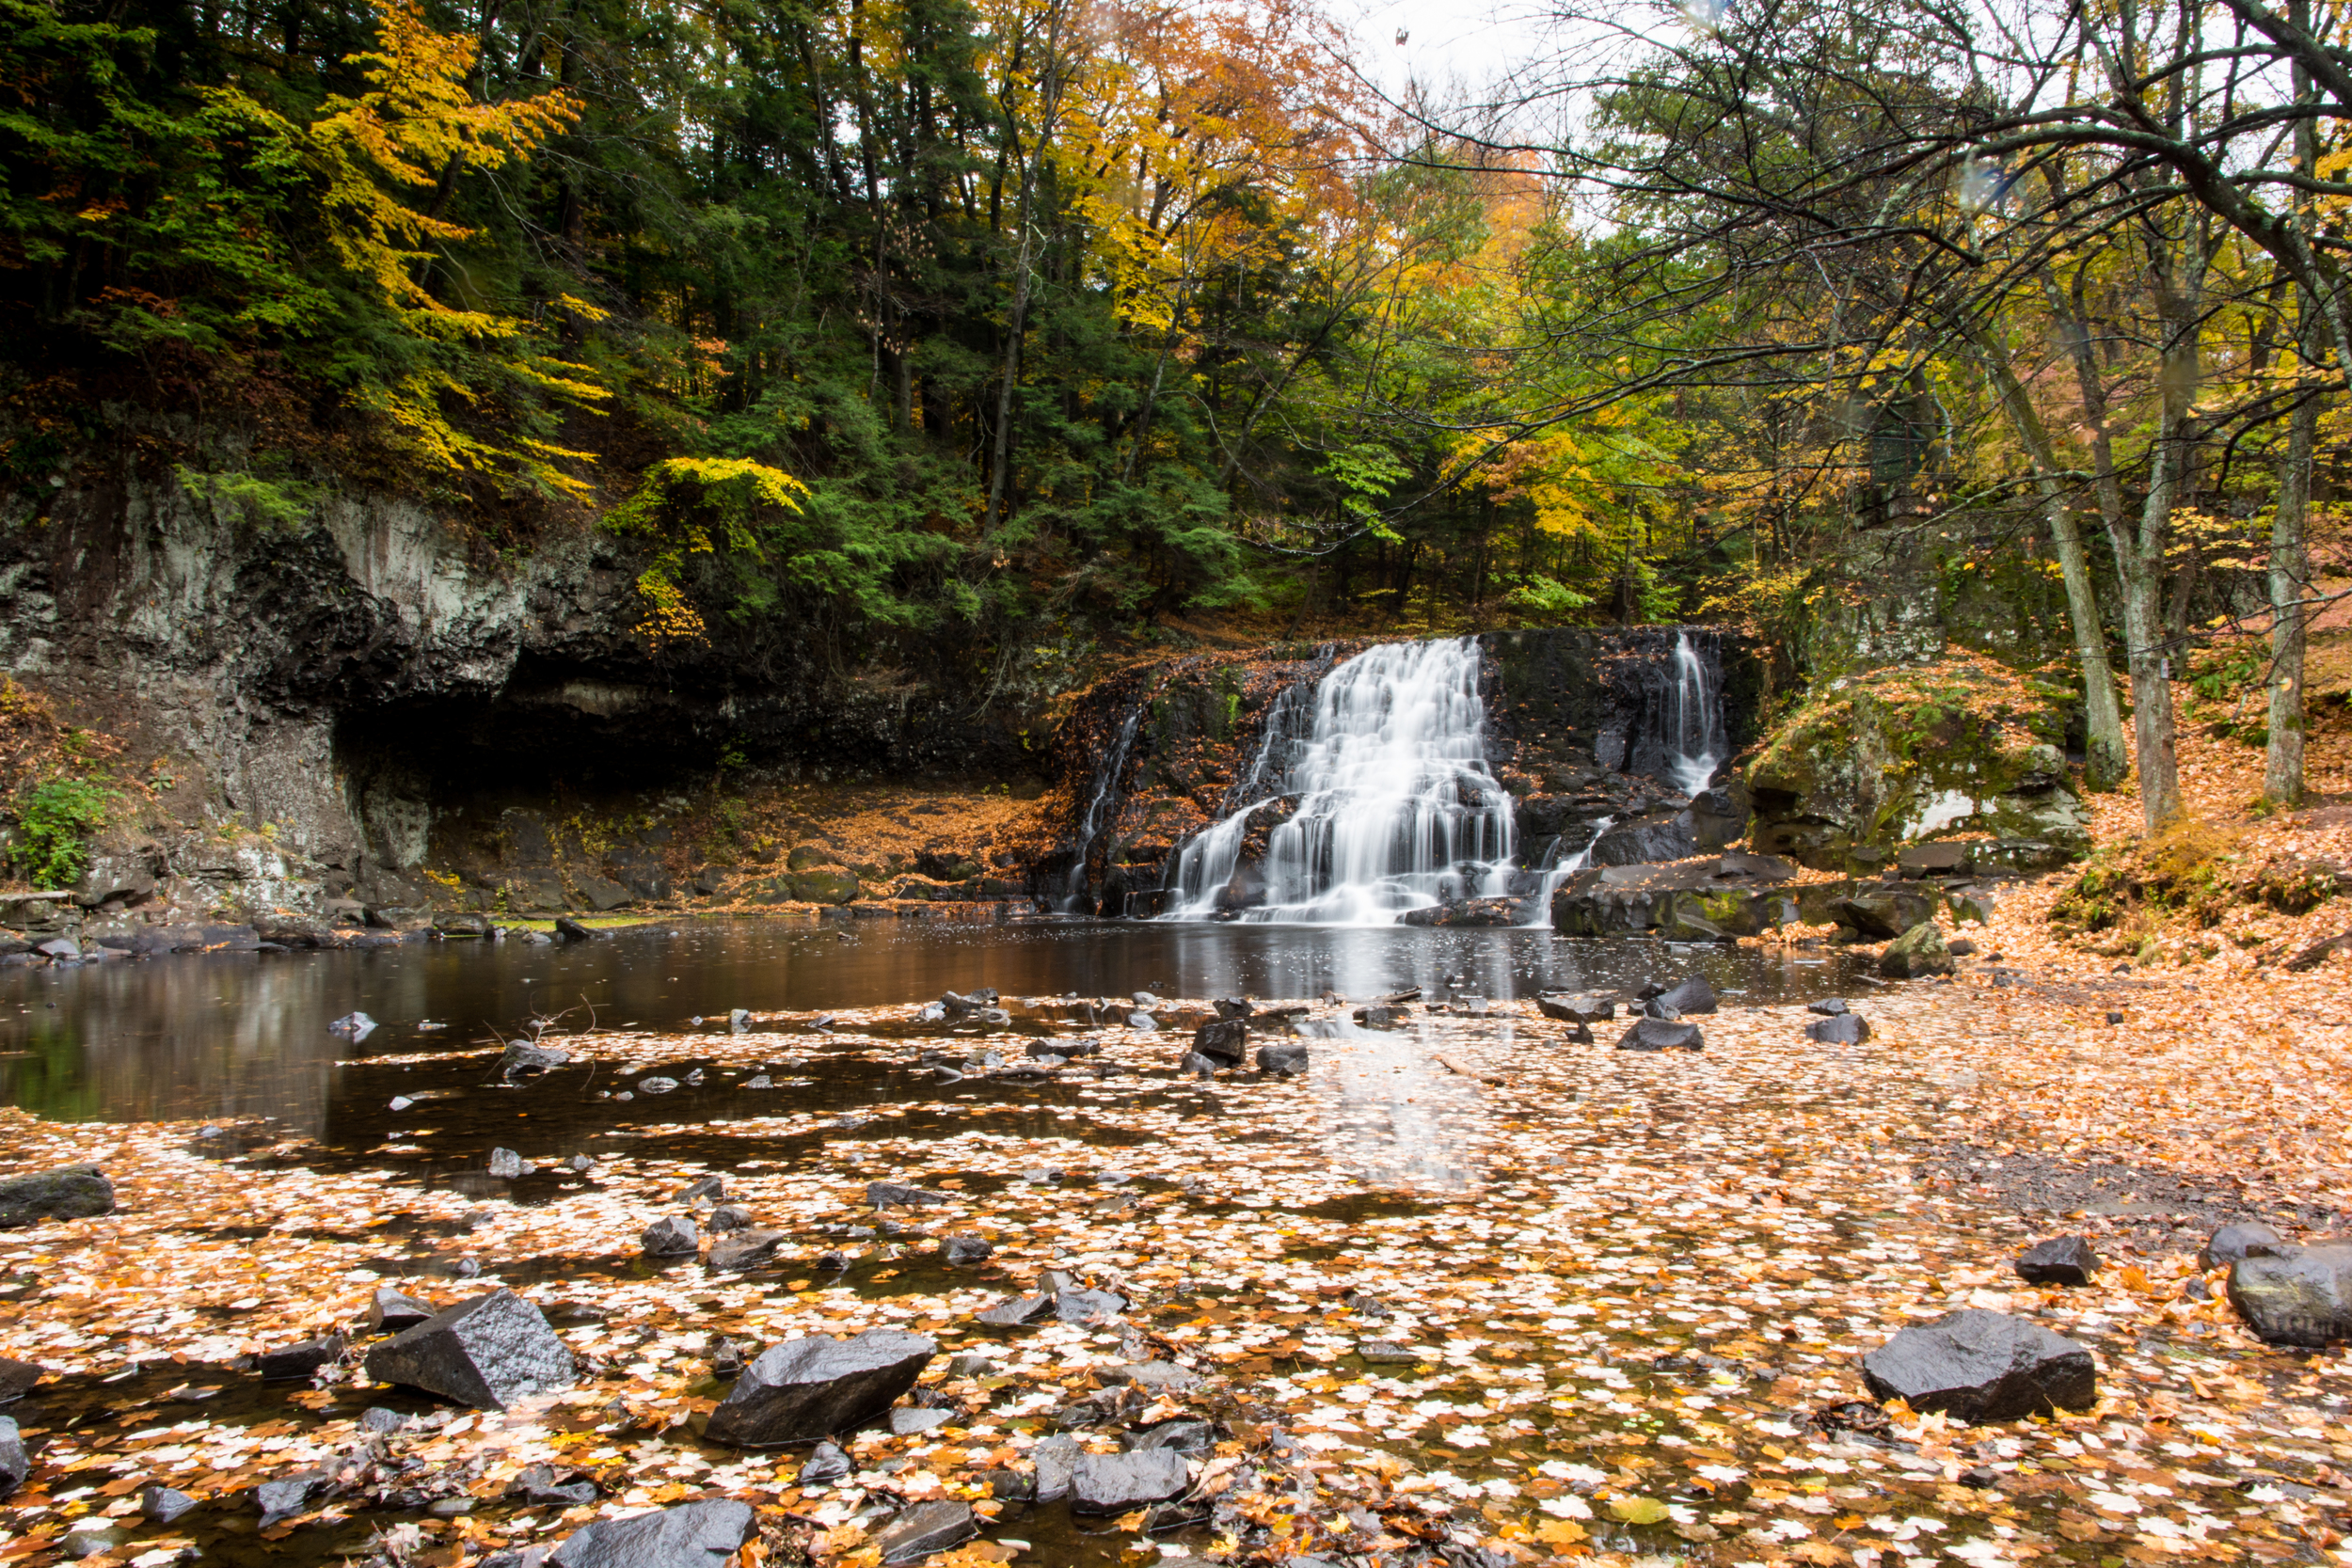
[942,1235,993,1265]
[362,1290,576,1410]
[1859,1308,2096,1421]
[866,1181,947,1210]
[875,1501,977,1565]
[1191,1019,1248,1064]
[548,1499,754,1568]
[1616,1018,1704,1052]
[0,1416,24,1498]
[798,1442,852,1485]
[1055,1288,1126,1323]
[705,1330,938,1446]
[1536,994,1613,1023]
[2227,1243,2352,1346]
[260,1333,345,1382]
[707,1228,785,1272]
[0,1357,40,1402]
[2014,1237,2099,1287]
[364,1286,435,1334]
[487,1148,526,1179]
[140,1484,198,1523]
[0,1164,115,1227]
[499,1040,570,1080]
[976,1294,1055,1327]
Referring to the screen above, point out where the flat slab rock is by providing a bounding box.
[0,1164,115,1227]
[362,1290,575,1410]
[1071,1449,1192,1513]
[2228,1242,2352,1347]
[1860,1308,2097,1421]
[705,1330,937,1446]
[874,1501,977,1565]
[1617,1018,1703,1052]
[548,1499,754,1568]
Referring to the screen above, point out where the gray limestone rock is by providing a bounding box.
[1071,1449,1191,1513]
[643,1214,700,1257]
[1859,1308,2096,1421]
[705,1330,938,1446]
[2227,1243,2352,1347]
[361,1290,576,1410]
[875,1502,977,1566]
[548,1499,755,1568]
[1616,1018,1704,1052]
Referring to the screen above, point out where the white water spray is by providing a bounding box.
[1665,629,1726,797]
[1163,637,1517,924]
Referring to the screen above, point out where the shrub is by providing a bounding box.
[12,779,115,888]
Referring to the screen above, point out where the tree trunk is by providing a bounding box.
[2266,386,2318,805]
[1971,331,2129,789]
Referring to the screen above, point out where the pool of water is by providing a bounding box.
[0,917,1871,1138]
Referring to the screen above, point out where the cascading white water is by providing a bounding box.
[1518,815,1613,928]
[1163,637,1517,925]
[1665,629,1727,797]
[1061,704,1145,911]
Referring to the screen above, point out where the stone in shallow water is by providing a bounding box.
[1256,1042,1310,1076]
[365,1286,435,1334]
[1100,1360,1200,1392]
[798,1442,852,1485]
[705,1330,937,1446]
[260,1333,344,1381]
[1880,921,1954,979]
[1130,1418,1216,1456]
[1072,1449,1190,1513]
[141,1484,198,1523]
[890,1406,955,1436]
[2228,1243,2352,1347]
[2013,1236,2099,1287]
[875,1501,977,1565]
[0,1164,114,1227]
[1616,1017,1703,1052]
[487,1148,525,1179]
[1654,975,1718,1015]
[1032,1433,1080,1500]
[0,1357,41,1402]
[548,1499,754,1568]
[976,1294,1055,1327]
[1807,997,1849,1016]
[1805,1013,1871,1044]
[1859,1308,2096,1421]
[642,1215,699,1257]
[1191,1019,1248,1063]
[0,1417,25,1498]
[707,1228,785,1272]
[1358,1340,1423,1364]
[362,1290,575,1410]
[866,1181,946,1209]
[1055,1288,1126,1324]
[2200,1221,2284,1272]
[1537,994,1613,1024]
[942,1235,993,1265]
[256,1472,326,1526]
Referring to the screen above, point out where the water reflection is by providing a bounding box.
[0,919,1868,1137]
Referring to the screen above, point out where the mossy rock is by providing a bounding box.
[1881,921,1954,979]
[1747,655,2088,872]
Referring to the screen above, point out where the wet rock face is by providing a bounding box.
[704,1330,938,1447]
[0,1164,115,1227]
[1860,1308,2097,1421]
[1551,862,1790,941]
[2228,1243,2352,1347]
[362,1290,576,1410]
[548,1498,755,1567]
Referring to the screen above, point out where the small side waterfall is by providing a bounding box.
[1518,814,1613,927]
[1060,701,1147,912]
[1664,629,1727,796]
[1163,637,1517,925]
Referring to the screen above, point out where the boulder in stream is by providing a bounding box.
[487,1148,526,1179]
[705,1330,937,1446]
[2227,1243,2352,1346]
[1616,1018,1704,1052]
[643,1215,700,1257]
[2200,1221,2285,1271]
[798,1442,852,1485]
[976,1294,1055,1327]
[0,1357,41,1403]
[260,1333,345,1381]
[2014,1236,2099,1286]
[0,1416,25,1499]
[1191,1019,1248,1065]
[362,1289,576,1410]
[707,1228,785,1272]
[1536,994,1613,1023]
[1653,976,1719,1015]
[1805,1013,1871,1044]
[1881,921,1955,979]
[499,1041,570,1080]
[548,1499,753,1568]
[1072,1449,1191,1513]
[1859,1308,2096,1421]
[0,1164,115,1227]
[364,1286,435,1334]
[1256,1042,1310,1076]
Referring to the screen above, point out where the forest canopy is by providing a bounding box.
[3,0,2349,823]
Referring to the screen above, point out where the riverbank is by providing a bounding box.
[0,946,2344,1568]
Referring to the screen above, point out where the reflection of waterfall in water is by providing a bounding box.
[1665,629,1728,797]
[1164,637,1516,925]
[1295,1015,1481,1188]
[1060,702,1146,911]
[1518,815,1614,928]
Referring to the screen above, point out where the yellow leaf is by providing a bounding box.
[1535,1520,1589,1545]
[1607,1497,1670,1526]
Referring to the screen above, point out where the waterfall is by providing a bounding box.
[1665,629,1727,797]
[1518,815,1613,928]
[1162,636,1517,925]
[1060,702,1146,911]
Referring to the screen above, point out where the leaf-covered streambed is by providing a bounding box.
[0,977,2344,1568]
